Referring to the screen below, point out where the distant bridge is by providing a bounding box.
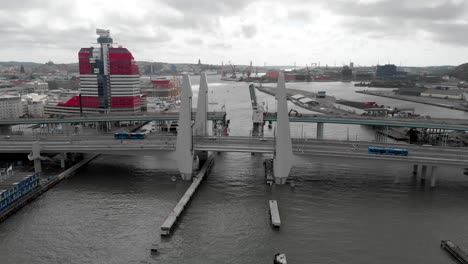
[264,113,468,131]
[0,112,227,126]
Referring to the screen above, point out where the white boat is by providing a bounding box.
[274,253,287,264]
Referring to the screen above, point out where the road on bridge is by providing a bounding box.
[1,135,467,167]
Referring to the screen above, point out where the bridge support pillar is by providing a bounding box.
[28,141,43,175]
[60,153,67,169]
[412,164,418,176]
[316,122,324,139]
[194,73,209,169]
[0,125,11,134]
[176,74,194,181]
[197,151,208,169]
[420,165,427,185]
[273,72,293,185]
[430,166,437,188]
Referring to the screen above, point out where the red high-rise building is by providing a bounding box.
[58,29,141,113]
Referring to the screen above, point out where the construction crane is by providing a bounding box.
[228,61,237,79]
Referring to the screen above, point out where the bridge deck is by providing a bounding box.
[264,112,468,131]
[0,112,227,125]
[0,135,467,167]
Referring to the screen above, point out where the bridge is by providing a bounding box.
[264,113,468,131]
[0,112,227,125]
[2,110,467,131]
[8,72,468,186]
[2,134,467,167]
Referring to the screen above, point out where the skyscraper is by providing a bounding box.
[58,29,141,113]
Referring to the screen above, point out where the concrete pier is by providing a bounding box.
[269,200,281,228]
[160,155,215,236]
[60,153,67,169]
[430,166,437,188]
[316,122,324,140]
[413,164,418,176]
[420,165,427,185]
[441,240,468,264]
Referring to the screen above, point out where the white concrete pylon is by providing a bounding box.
[176,74,194,180]
[28,141,43,174]
[194,72,208,136]
[273,72,293,184]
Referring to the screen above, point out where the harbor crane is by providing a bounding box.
[228,61,237,79]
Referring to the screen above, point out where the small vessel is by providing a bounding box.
[274,253,287,264]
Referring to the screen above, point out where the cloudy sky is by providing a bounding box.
[1,0,468,66]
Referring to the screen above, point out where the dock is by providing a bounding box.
[269,200,281,228]
[160,155,215,236]
[0,154,99,223]
[441,240,468,264]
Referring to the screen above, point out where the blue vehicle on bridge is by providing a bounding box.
[368,146,409,156]
[114,132,145,140]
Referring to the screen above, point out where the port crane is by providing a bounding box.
[228,61,237,79]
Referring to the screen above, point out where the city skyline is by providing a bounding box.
[1,0,468,66]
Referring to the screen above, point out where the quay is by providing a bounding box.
[269,200,281,228]
[160,155,215,236]
[441,240,468,263]
[356,90,468,112]
[0,154,99,222]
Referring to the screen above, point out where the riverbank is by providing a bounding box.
[356,90,468,112]
[0,154,99,222]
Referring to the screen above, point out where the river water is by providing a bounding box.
[1,76,468,263]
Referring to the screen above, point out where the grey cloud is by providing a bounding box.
[241,25,257,38]
[208,42,233,49]
[185,37,203,45]
[329,0,467,20]
[287,10,312,22]
[328,0,468,46]
[423,22,468,46]
[160,0,252,15]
